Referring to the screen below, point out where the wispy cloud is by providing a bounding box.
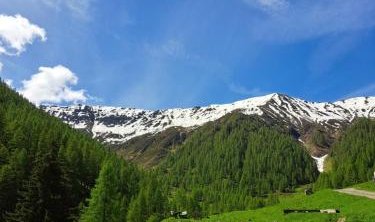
[243,0,289,14]
[66,0,94,20]
[40,0,95,20]
[144,39,198,60]
[245,0,375,43]
[243,0,375,77]
[228,83,267,97]
[116,39,227,109]
[343,83,375,99]
[308,34,359,75]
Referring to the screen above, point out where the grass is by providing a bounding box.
[163,189,375,222]
[352,181,375,192]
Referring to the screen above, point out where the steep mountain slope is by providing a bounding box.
[115,126,189,168]
[42,94,375,168]
[156,112,319,216]
[42,94,375,146]
[0,81,112,221]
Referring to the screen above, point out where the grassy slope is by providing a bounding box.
[163,189,375,222]
[352,181,375,192]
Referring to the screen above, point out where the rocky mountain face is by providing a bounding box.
[42,94,375,168]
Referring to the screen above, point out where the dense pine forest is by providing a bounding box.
[0,81,166,221]
[157,113,319,216]
[315,118,375,189]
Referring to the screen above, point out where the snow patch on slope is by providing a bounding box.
[312,154,328,172]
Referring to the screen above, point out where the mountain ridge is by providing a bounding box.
[41,93,375,145]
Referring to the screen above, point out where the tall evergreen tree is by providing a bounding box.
[6,145,70,222]
[80,158,140,222]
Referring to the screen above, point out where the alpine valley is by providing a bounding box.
[1,81,375,222]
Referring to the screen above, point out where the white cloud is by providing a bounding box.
[0,14,46,56]
[19,65,87,105]
[0,62,3,72]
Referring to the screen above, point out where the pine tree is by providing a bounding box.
[0,107,6,144]
[0,148,28,220]
[6,146,69,222]
[0,143,8,165]
[126,191,147,222]
[80,158,140,222]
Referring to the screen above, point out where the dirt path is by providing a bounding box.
[335,188,375,200]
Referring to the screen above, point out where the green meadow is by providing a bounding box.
[163,187,375,222]
[352,182,375,192]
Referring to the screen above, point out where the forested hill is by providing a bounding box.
[43,94,375,168]
[0,81,167,221]
[157,112,319,216]
[315,118,375,189]
[0,80,319,221]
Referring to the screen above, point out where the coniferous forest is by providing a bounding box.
[315,118,375,189]
[0,82,166,221]
[157,113,319,216]
[1,80,375,221]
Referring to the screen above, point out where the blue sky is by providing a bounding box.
[0,0,374,109]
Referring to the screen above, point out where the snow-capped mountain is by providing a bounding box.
[42,93,375,145]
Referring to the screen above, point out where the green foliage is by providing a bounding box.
[0,81,111,221]
[80,157,140,222]
[315,118,375,189]
[6,145,71,222]
[4,78,374,222]
[127,173,168,222]
[352,181,375,192]
[0,80,172,222]
[158,113,318,217]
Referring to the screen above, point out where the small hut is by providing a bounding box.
[304,188,313,195]
[170,211,188,219]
